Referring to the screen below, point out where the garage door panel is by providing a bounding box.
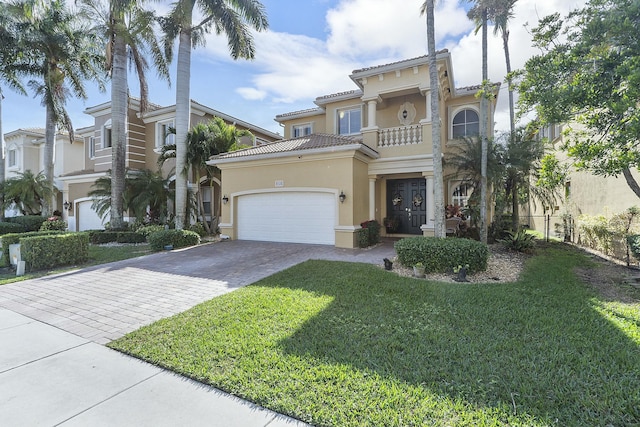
[237,192,335,245]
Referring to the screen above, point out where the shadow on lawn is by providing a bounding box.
[275,246,640,425]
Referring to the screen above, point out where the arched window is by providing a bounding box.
[452,109,479,138]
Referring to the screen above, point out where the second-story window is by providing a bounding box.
[102,120,112,149]
[452,109,479,138]
[338,107,361,135]
[293,123,312,138]
[157,120,175,149]
[8,148,17,168]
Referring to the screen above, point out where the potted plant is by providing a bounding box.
[383,217,399,233]
[413,262,425,278]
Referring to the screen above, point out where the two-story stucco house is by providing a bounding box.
[208,51,499,248]
[4,98,282,231]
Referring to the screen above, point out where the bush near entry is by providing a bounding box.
[1,230,66,265]
[148,229,201,251]
[20,233,89,271]
[395,236,488,274]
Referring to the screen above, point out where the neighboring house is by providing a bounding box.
[3,128,83,217]
[526,123,640,240]
[208,51,499,248]
[5,98,282,231]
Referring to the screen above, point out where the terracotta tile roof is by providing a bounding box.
[275,107,324,120]
[351,50,448,74]
[456,82,502,92]
[209,133,373,161]
[315,90,361,102]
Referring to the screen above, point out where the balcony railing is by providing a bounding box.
[378,124,422,147]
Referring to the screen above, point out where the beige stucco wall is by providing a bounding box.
[218,151,367,248]
[282,115,326,138]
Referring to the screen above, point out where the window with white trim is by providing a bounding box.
[87,136,95,158]
[337,107,361,135]
[156,119,175,149]
[452,183,472,207]
[452,109,479,138]
[8,148,17,167]
[102,120,112,148]
[292,123,312,138]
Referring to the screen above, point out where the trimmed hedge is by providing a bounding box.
[21,233,89,271]
[88,231,146,244]
[148,229,201,251]
[394,236,489,273]
[6,215,47,232]
[0,221,26,235]
[1,230,66,265]
[359,220,381,248]
[137,225,165,238]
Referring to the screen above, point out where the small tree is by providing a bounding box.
[1,170,55,215]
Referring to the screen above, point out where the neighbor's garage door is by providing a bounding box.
[237,192,335,245]
[77,200,106,231]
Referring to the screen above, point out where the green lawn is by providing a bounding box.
[110,243,640,427]
[0,243,151,285]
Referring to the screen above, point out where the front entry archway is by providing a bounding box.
[387,178,426,234]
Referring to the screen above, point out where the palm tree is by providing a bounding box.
[8,0,104,215]
[492,0,517,137]
[1,170,55,216]
[159,0,268,230]
[77,0,169,230]
[158,117,254,232]
[420,1,446,238]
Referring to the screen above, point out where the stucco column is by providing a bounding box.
[425,89,432,122]
[426,176,435,228]
[367,100,378,128]
[368,177,376,220]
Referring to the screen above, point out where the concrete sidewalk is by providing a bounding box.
[0,308,309,427]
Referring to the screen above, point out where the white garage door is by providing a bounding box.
[237,192,335,245]
[77,200,106,231]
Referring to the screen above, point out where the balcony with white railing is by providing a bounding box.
[377,124,422,148]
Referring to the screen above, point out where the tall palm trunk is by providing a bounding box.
[43,101,56,216]
[110,32,128,230]
[479,6,489,244]
[426,0,445,238]
[174,27,192,230]
[503,29,515,138]
[0,89,5,221]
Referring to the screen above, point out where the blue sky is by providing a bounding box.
[2,0,588,140]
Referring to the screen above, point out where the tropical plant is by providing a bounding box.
[159,0,268,230]
[419,1,445,238]
[499,229,536,252]
[0,170,55,215]
[77,0,169,229]
[7,0,105,215]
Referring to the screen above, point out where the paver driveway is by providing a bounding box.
[0,240,396,344]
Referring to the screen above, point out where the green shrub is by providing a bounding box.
[148,229,201,251]
[499,230,536,253]
[137,225,165,238]
[6,215,46,232]
[360,220,381,247]
[356,228,369,248]
[20,233,89,271]
[627,234,640,262]
[0,221,26,235]
[39,216,67,231]
[188,222,207,237]
[1,230,66,265]
[88,231,146,244]
[394,236,488,274]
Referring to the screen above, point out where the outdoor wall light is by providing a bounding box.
[222,195,229,204]
[63,200,70,211]
[339,191,346,203]
[402,109,408,119]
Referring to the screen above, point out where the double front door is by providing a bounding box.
[387,178,426,234]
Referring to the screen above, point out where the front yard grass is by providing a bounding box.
[109,243,640,427]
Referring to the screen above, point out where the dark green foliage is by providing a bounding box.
[0,221,25,235]
[147,229,200,251]
[356,228,369,248]
[1,230,65,265]
[627,235,640,262]
[360,220,380,246]
[6,215,47,231]
[136,224,165,238]
[500,230,536,252]
[88,231,146,244]
[394,236,488,273]
[20,233,89,271]
[188,222,207,237]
